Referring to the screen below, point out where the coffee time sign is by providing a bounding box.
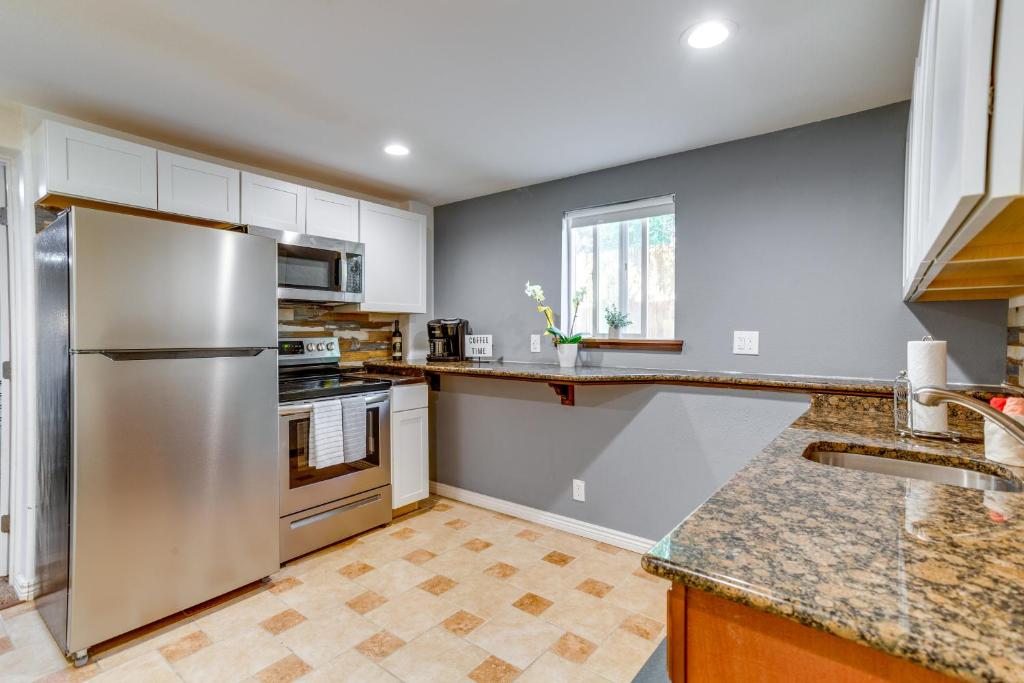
[465,334,493,359]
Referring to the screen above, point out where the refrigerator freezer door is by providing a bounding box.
[69,207,276,350]
[67,350,279,652]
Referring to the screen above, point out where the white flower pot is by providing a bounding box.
[556,343,579,368]
[608,328,621,339]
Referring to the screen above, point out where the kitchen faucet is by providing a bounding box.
[914,386,1024,448]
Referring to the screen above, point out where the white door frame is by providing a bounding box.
[0,161,10,574]
[1,144,38,597]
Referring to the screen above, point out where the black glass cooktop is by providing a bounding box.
[279,365,391,403]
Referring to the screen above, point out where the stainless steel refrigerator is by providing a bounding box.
[35,207,279,663]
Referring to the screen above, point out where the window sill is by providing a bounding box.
[579,338,684,352]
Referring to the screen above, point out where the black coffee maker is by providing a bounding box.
[427,318,472,361]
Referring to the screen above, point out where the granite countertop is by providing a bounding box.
[642,396,1024,682]
[364,359,1009,400]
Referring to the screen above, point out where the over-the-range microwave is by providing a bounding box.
[239,225,364,303]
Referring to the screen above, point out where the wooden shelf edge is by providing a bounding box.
[580,338,684,352]
[35,193,236,230]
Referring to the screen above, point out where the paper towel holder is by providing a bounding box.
[894,370,961,442]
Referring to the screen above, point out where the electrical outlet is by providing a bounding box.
[530,334,541,352]
[572,479,586,502]
[733,330,759,355]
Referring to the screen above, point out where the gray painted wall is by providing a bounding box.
[429,103,1009,541]
[434,102,1006,383]
[431,379,808,540]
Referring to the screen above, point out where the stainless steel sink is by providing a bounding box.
[804,448,1023,493]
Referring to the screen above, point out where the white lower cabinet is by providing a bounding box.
[390,385,429,508]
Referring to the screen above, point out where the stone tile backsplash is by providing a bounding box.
[278,304,401,365]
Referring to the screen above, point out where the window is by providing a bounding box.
[565,196,676,339]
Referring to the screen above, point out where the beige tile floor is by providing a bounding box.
[0,497,669,683]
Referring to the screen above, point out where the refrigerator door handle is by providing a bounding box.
[88,348,270,361]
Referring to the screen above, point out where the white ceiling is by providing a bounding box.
[0,1,923,206]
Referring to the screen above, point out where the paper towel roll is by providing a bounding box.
[908,339,947,432]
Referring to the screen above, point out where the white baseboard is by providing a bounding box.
[10,571,39,601]
[430,482,657,554]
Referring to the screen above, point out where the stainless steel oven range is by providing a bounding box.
[278,337,392,562]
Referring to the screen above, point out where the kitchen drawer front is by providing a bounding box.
[391,383,428,412]
[42,120,158,209]
[280,486,391,562]
[157,151,240,222]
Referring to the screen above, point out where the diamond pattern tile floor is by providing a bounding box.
[0,496,669,682]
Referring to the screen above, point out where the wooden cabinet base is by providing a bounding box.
[666,585,953,682]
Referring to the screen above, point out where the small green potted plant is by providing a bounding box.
[525,281,587,367]
[604,304,631,339]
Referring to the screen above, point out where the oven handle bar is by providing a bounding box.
[279,393,390,416]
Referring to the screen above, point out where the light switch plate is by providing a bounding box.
[530,334,541,352]
[733,330,759,355]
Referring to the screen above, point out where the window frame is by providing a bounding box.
[562,195,675,340]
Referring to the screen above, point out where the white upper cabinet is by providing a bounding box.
[903,1,939,296]
[928,0,1024,268]
[306,188,359,241]
[35,120,158,209]
[903,0,1010,301]
[359,201,427,313]
[240,172,306,232]
[157,151,240,222]
[920,0,995,260]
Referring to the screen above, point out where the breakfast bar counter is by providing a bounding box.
[363,359,899,401]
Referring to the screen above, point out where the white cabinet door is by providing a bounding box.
[903,0,940,297]
[307,188,359,241]
[157,151,240,222]
[920,0,996,267]
[240,172,306,232]
[39,121,157,209]
[924,0,1024,272]
[391,406,429,508]
[359,201,427,313]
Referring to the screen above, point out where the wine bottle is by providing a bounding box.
[391,320,403,361]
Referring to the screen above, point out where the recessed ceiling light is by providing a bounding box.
[682,20,735,49]
[384,143,410,156]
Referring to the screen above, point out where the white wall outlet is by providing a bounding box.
[530,334,541,352]
[733,330,759,355]
[572,479,586,502]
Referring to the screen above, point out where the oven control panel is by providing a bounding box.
[278,336,341,365]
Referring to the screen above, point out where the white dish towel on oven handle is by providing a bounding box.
[341,396,367,463]
[310,398,344,469]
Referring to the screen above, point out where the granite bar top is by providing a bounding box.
[642,396,1024,682]
[364,359,1009,399]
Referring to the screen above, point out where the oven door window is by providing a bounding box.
[287,406,381,489]
[278,245,341,291]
